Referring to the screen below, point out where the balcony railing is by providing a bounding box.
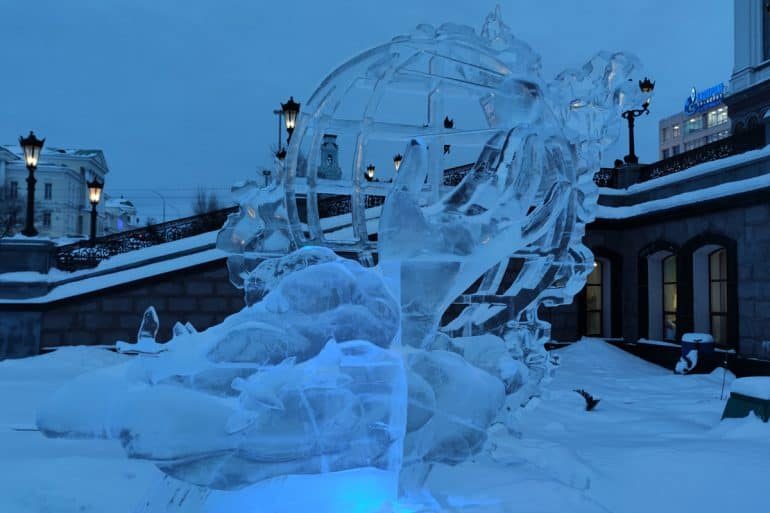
[55,206,238,272]
[594,126,766,189]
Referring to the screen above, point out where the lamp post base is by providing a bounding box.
[623,154,639,165]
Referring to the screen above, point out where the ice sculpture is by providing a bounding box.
[38,7,644,512]
[137,306,159,341]
[116,306,168,355]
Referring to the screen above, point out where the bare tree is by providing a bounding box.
[192,188,222,215]
[0,184,22,238]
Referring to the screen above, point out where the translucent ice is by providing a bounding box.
[116,306,167,355]
[138,306,159,341]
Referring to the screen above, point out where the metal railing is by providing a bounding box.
[594,126,766,189]
[55,206,238,271]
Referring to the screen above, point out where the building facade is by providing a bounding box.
[658,84,730,159]
[0,145,109,239]
[103,196,140,235]
[547,0,770,361]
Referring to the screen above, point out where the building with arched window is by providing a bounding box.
[542,0,770,362]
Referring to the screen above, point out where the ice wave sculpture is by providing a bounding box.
[37,7,644,512]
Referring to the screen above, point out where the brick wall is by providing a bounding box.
[544,199,770,360]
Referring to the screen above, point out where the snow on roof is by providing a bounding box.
[105,198,136,211]
[1,146,104,159]
[599,143,770,197]
[596,171,770,220]
[42,147,103,157]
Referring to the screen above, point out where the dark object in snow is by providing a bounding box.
[574,389,600,411]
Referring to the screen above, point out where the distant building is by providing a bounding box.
[658,84,730,159]
[317,134,342,180]
[0,145,109,238]
[724,0,770,137]
[103,196,140,234]
[544,0,770,362]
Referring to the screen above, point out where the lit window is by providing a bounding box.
[585,261,602,336]
[43,212,51,227]
[672,125,681,139]
[44,183,52,200]
[707,107,729,128]
[709,248,728,344]
[685,117,703,134]
[662,255,677,341]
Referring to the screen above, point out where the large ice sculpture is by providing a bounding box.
[38,7,644,512]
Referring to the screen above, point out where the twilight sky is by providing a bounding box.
[0,0,732,218]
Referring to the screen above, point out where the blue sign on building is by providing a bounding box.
[684,83,725,115]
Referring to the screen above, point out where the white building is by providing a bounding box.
[103,196,140,235]
[0,144,109,239]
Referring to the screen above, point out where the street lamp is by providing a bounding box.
[87,177,103,244]
[281,96,300,143]
[621,77,655,165]
[393,153,403,172]
[19,131,45,236]
[273,109,287,160]
[365,163,375,182]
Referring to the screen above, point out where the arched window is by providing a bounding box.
[709,248,728,344]
[642,245,678,342]
[582,256,614,338]
[585,261,603,336]
[662,254,677,341]
[685,234,737,348]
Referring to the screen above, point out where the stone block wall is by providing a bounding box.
[37,259,243,349]
[543,197,770,360]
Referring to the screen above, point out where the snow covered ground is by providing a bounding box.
[0,339,767,513]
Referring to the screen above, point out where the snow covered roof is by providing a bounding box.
[600,144,770,197]
[0,145,20,162]
[105,197,136,212]
[596,144,770,220]
[1,145,109,172]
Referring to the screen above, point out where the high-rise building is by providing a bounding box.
[658,84,730,160]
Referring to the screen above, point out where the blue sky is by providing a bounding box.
[0,1,733,218]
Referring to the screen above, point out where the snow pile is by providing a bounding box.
[731,376,770,400]
[2,338,770,512]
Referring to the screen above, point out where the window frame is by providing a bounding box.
[585,261,603,337]
[708,248,728,344]
[662,254,677,342]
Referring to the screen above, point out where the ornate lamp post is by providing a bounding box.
[281,96,300,144]
[19,131,45,237]
[273,109,287,161]
[365,163,376,182]
[87,177,103,245]
[393,153,403,172]
[622,77,655,165]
